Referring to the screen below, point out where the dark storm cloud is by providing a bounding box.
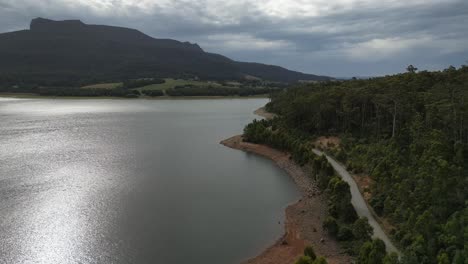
[0,0,467,76]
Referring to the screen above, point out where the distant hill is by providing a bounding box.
[0,18,331,85]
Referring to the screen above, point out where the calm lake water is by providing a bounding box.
[0,98,299,264]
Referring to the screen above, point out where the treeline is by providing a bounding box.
[258,66,467,263]
[0,81,272,97]
[0,78,149,96]
[267,66,467,143]
[243,120,397,263]
[0,74,108,88]
[140,89,164,97]
[35,87,138,97]
[167,85,272,96]
[0,84,143,97]
[0,76,165,90]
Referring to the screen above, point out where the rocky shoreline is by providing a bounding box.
[220,135,350,264]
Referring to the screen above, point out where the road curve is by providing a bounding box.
[312,149,400,255]
[253,107,399,254]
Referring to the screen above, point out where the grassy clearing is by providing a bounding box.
[81,82,123,89]
[136,78,223,91]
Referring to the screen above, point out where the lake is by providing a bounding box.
[0,98,300,264]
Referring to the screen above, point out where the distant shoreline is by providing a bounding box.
[0,93,268,100]
[220,108,350,264]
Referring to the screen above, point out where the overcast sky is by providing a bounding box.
[1,0,467,77]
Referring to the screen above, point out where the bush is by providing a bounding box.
[295,255,328,264]
[313,257,328,264]
[382,252,400,264]
[323,216,339,236]
[352,217,373,241]
[304,246,316,260]
[295,256,313,264]
[337,226,354,241]
[357,239,386,264]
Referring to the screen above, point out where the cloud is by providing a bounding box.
[0,0,467,76]
[202,33,294,51]
[342,34,468,62]
[344,36,431,61]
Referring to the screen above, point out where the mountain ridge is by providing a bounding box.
[0,18,331,84]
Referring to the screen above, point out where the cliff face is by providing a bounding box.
[30,18,86,32]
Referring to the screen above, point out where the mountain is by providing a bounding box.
[0,18,331,85]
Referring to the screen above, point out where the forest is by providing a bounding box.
[243,66,467,264]
[166,85,272,97]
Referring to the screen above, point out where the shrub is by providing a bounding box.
[352,217,373,241]
[337,226,354,241]
[323,216,339,236]
[295,256,313,264]
[304,246,316,260]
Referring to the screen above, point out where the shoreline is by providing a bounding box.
[0,93,268,100]
[221,135,350,264]
[253,106,276,120]
[244,106,399,257]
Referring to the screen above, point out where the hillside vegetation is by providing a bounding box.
[243,66,467,264]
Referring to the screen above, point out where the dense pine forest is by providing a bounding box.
[243,66,467,264]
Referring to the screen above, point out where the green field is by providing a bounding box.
[136,79,223,91]
[81,79,253,91]
[81,82,123,89]
[71,78,271,98]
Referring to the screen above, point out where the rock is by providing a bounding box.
[281,240,288,245]
[320,237,325,243]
